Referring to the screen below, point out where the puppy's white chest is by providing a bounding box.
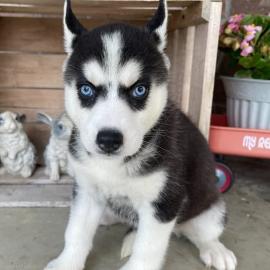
[71,156,167,205]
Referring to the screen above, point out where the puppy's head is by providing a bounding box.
[63,0,169,158]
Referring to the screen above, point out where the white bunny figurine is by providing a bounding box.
[37,112,73,181]
[0,111,36,178]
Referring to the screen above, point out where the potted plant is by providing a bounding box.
[219,14,270,129]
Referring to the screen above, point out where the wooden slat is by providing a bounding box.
[167,29,186,105]
[168,1,222,139]
[167,26,196,112]
[0,167,73,185]
[0,1,204,22]
[0,184,72,207]
[0,53,65,88]
[0,88,64,109]
[198,1,222,138]
[187,23,207,125]
[0,17,145,53]
[0,0,203,9]
[168,0,214,30]
[0,17,64,53]
[183,1,221,137]
[0,5,156,17]
[180,26,195,113]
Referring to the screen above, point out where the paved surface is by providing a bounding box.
[0,157,269,270]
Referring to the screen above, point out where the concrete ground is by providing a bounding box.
[0,157,269,270]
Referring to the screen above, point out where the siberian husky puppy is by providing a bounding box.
[44,1,237,270]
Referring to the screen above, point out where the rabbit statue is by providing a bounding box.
[0,111,36,178]
[37,112,73,181]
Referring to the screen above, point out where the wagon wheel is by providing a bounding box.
[215,162,234,193]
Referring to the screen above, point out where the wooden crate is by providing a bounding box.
[0,0,222,164]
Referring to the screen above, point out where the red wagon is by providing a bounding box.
[209,114,270,192]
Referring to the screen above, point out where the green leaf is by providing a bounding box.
[256,59,270,69]
[235,69,253,78]
[252,68,270,80]
[241,14,270,29]
[258,28,270,46]
[239,54,261,69]
[241,15,254,25]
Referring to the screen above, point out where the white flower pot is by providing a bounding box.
[221,76,270,130]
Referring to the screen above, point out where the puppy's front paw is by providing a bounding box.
[44,256,83,270]
[199,241,237,270]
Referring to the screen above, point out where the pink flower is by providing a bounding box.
[227,23,240,32]
[220,23,225,34]
[242,24,262,43]
[240,40,254,56]
[245,33,256,42]
[240,40,248,49]
[229,14,244,24]
[241,46,253,56]
[244,24,262,33]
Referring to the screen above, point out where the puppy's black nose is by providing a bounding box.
[96,129,123,154]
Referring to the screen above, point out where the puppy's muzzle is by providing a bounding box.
[96,129,123,154]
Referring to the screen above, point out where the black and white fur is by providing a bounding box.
[44,1,237,270]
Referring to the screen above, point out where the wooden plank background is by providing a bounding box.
[0,17,144,53]
[0,53,64,88]
[0,16,66,164]
[0,89,64,109]
[0,1,201,17]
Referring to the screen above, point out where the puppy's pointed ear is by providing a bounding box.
[63,0,87,54]
[146,0,168,51]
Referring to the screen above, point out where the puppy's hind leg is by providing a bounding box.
[177,201,237,270]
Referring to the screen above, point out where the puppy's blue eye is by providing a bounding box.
[131,85,148,98]
[80,84,95,98]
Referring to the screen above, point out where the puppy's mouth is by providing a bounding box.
[96,149,121,157]
[85,147,122,158]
